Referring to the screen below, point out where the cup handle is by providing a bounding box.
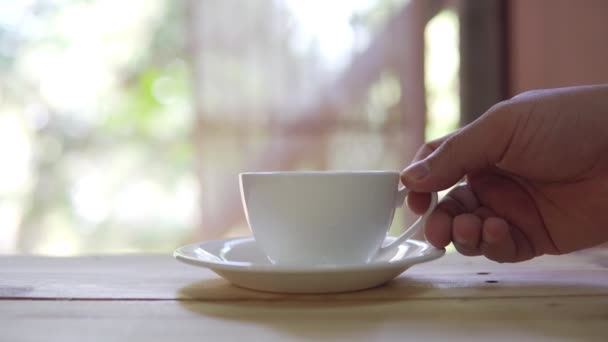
[375,187,438,260]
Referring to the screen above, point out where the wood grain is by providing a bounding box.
[1,297,606,341]
[0,251,607,341]
[0,252,606,301]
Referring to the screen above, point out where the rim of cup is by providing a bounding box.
[240,170,400,176]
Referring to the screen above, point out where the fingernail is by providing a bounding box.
[402,161,430,182]
[484,230,499,244]
[454,236,468,246]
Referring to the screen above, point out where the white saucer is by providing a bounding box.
[174,237,444,294]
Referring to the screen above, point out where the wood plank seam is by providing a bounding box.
[2,293,607,303]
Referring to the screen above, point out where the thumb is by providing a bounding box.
[401,105,515,192]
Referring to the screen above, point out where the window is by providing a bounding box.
[0,0,462,255]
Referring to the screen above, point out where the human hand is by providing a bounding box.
[402,85,608,262]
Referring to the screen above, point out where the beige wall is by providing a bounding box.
[508,0,608,96]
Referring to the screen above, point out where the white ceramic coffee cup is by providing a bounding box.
[239,171,438,266]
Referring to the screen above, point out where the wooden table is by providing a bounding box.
[1,250,607,341]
